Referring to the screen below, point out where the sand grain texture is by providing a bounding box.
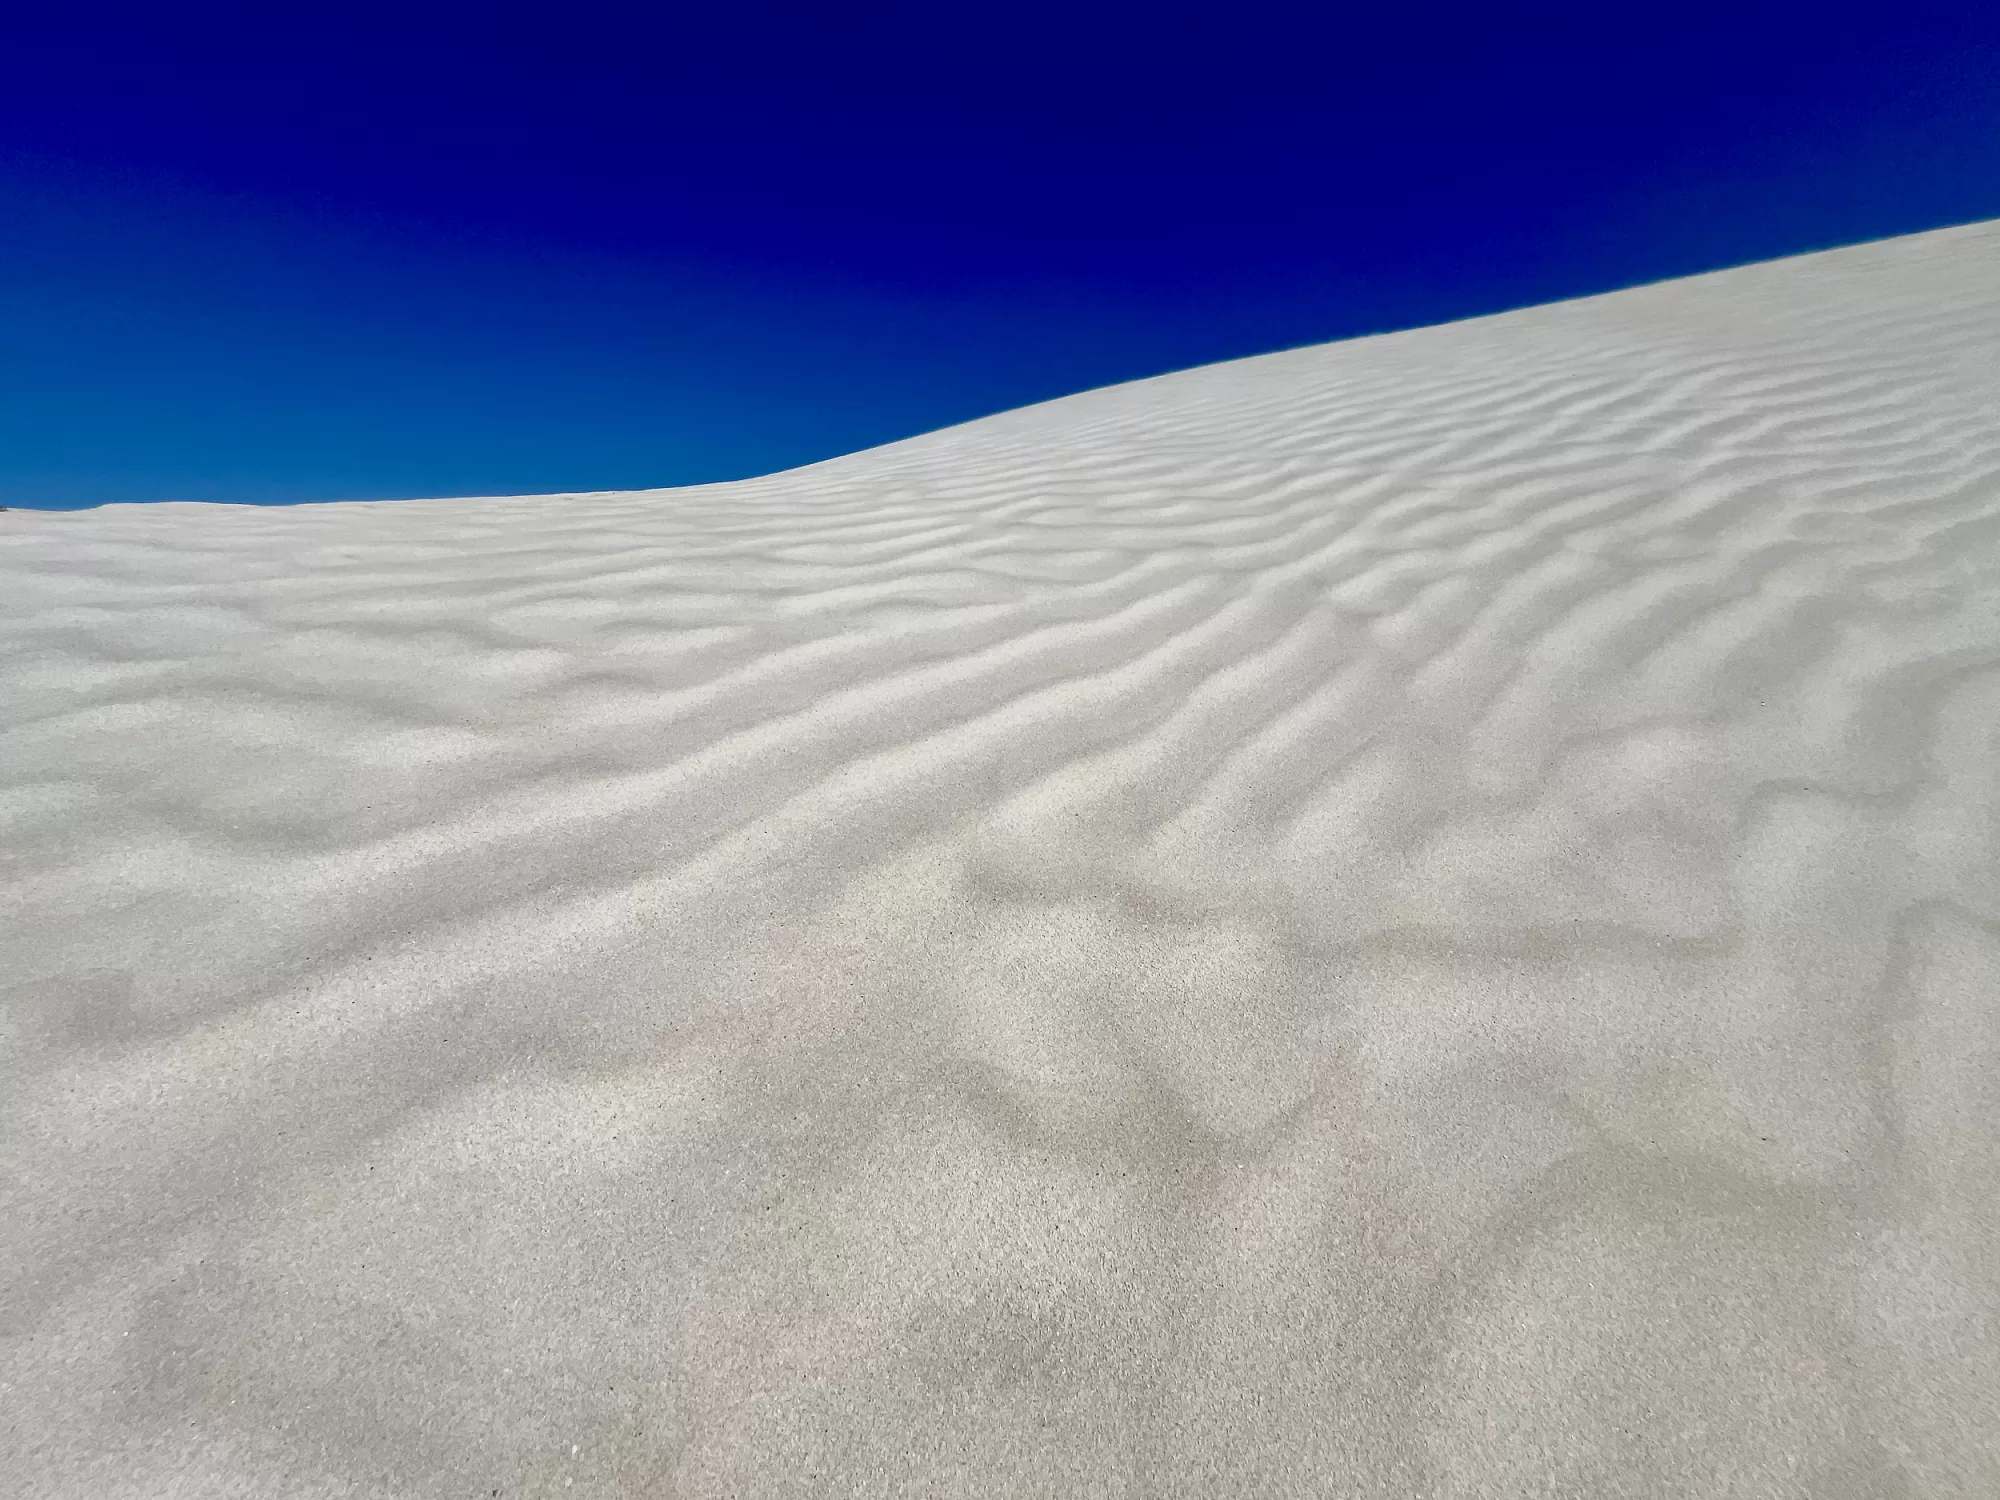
[5,222,2000,1497]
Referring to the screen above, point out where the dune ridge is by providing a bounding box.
[4,221,2000,1496]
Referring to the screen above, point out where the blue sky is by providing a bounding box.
[4,1,1999,508]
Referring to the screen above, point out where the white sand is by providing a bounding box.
[4,221,2000,1497]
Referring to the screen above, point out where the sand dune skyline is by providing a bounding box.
[4,220,1999,1495]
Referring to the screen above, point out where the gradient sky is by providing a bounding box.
[5,1,2000,508]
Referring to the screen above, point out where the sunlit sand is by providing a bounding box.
[5,221,1998,1496]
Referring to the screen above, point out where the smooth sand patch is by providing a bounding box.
[4,221,2000,1496]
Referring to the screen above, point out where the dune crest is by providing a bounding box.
[5,221,2000,1496]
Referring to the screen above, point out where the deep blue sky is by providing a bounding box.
[5,1,1999,508]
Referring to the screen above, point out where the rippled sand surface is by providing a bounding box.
[5,222,2000,1497]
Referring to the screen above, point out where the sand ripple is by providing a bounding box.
[5,222,2000,1496]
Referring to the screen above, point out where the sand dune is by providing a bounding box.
[5,221,2000,1497]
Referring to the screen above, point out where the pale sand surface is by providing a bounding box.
[5,222,2000,1497]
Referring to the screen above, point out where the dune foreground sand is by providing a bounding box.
[6,223,2000,1498]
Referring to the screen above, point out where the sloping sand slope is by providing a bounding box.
[5,222,2000,1498]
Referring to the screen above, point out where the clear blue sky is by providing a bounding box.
[4,1,1999,507]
